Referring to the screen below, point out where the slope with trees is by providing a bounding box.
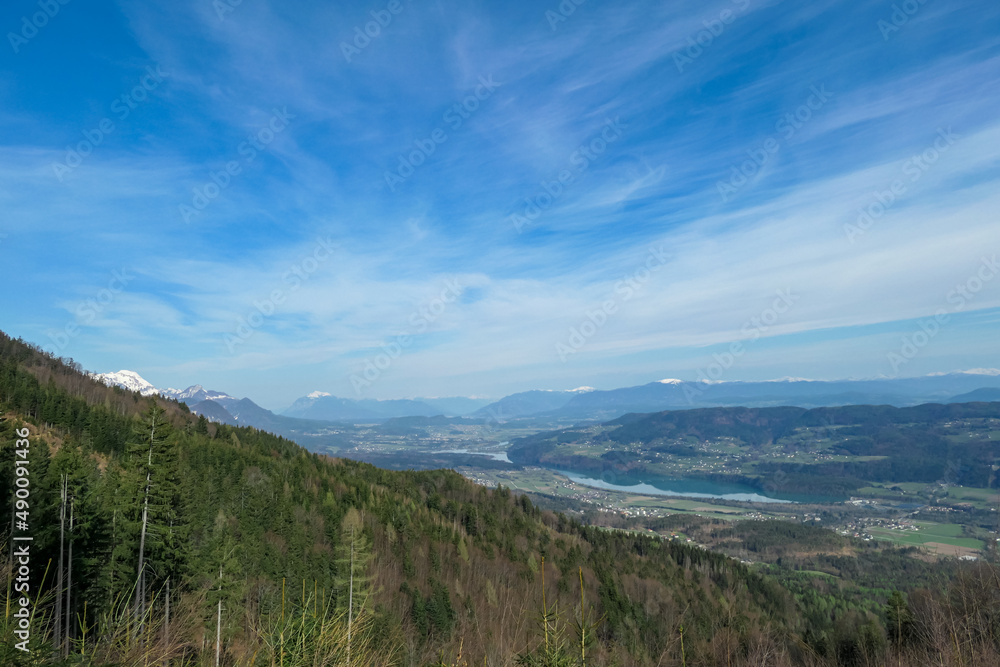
[1,330,999,666]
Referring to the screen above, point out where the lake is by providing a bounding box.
[553,469,834,504]
[437,448,512,462]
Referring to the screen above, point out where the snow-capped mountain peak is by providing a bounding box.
[307,390,332,398]
[90,371,234,404]
[168,384,204,400]
[90,370,160,396]
[658,378,684,385]
[569,386,595,393]
[160,384,234,403]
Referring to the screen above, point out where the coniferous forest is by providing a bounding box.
[2,329,1000,666]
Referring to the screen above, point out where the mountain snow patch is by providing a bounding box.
[90,370,159,396]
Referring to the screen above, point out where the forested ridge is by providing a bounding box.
[2,330,1000,666]
[508,403,1000,493]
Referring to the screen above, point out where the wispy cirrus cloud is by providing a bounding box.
[1,0,998,405]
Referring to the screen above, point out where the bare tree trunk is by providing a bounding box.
[216,565,223,667]
[65,495,74,658]
[109,501,116,610]
[348,527,355,667]
[134,418,155,635]
[165,578,170,649]
[215,598,222,667]
[55,475,66,654]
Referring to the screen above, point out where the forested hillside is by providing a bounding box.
[508,403,1000,495]
[2,330,1000,666]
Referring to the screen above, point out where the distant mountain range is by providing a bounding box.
[90,370,356,445]
[90,370,235,403]
[472,372,1000,422]
[88,371,491,431]
[471,387,595,419]
[89,370,278,427]
[524,371,1000,419]
[91,369,1000,431]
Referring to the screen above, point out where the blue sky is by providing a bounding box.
[2,0,999,409]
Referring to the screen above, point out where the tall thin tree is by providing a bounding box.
[164,577,170,653]
[133,405,162,635]
[337,509,371,666]
[348,526,355,667]
[64,494,74,658]
[54,474,66,654]
[215,566,222,667]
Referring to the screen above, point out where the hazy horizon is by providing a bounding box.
[84,365,1000,414]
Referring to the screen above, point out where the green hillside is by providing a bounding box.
[2,330,999,666]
